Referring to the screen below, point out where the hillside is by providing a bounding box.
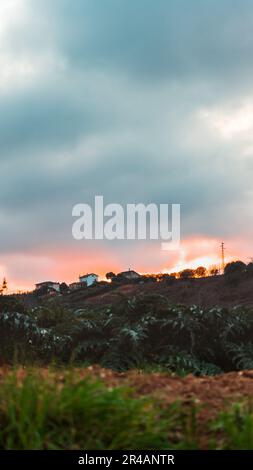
[57,276,253,309]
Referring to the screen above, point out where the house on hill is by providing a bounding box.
[118,270,140,280]
[79,273,98,287]
[35,281,60,293]
[114,270,141,283]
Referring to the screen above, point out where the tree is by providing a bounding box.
[179,269,195,280]
[224,261,246,285]
[106,272,116,280]
[2,278,7,294]
[209,265,219,276]
[224,261,246,276]
[194,266,207,278]
[60,282,69,293]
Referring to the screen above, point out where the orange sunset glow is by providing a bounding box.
[2,235,248,293]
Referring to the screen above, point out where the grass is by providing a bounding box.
[0,368,253,450]
[0,369,173,450]
[212,402,253,449]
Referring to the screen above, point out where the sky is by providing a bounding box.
[1,0,253,291]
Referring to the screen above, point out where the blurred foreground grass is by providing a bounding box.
[0,368,252,450]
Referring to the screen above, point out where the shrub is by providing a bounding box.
[224,261,246,285]
[179,269,195,280]
[0,296,27,314]
[2,295,253,374]
[0,311,71,364]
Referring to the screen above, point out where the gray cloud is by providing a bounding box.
[0,0,253,284]
[26,0,253,87]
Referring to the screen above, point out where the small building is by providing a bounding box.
[117,270,141,281]
[35,281,60,292]
[115,269,142,282]
[79,273,98,287]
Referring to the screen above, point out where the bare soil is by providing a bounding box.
[78,366,253,447]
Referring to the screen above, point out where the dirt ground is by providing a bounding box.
[78,366,253,447]
[81,365,253,413]
[1,365,253,448]
[3,365,253,416]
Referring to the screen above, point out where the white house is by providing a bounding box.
[35,281,60,292]
[79,273,98,287]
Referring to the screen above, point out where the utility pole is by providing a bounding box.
[221,242,225,274]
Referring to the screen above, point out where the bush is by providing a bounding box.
[2,295,253,374]
[224,261,246,285]
[179,269,195,280]
[0,311,71,364]
[0,295,27,314]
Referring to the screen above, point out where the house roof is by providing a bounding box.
[79,273,98,279]
[119,270,140,276]
[35,281,59,286]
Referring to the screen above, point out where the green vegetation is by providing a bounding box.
[2,294,253,374]
[212,403,253,450]
[2,292,253,450]
[0,371,169,450]
[0,368,252,450]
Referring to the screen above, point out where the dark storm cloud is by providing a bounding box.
[31,0,253,85]
[0,78,117,156]
[1,0,253,266]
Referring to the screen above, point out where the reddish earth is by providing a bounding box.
[1,365,252,447]
[79,366,253,447]
[80,365,253,413]
[3,365,253,416]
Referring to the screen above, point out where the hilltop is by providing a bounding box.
[18,275,253,310]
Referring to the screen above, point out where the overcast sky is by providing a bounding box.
[1,0,253,290]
